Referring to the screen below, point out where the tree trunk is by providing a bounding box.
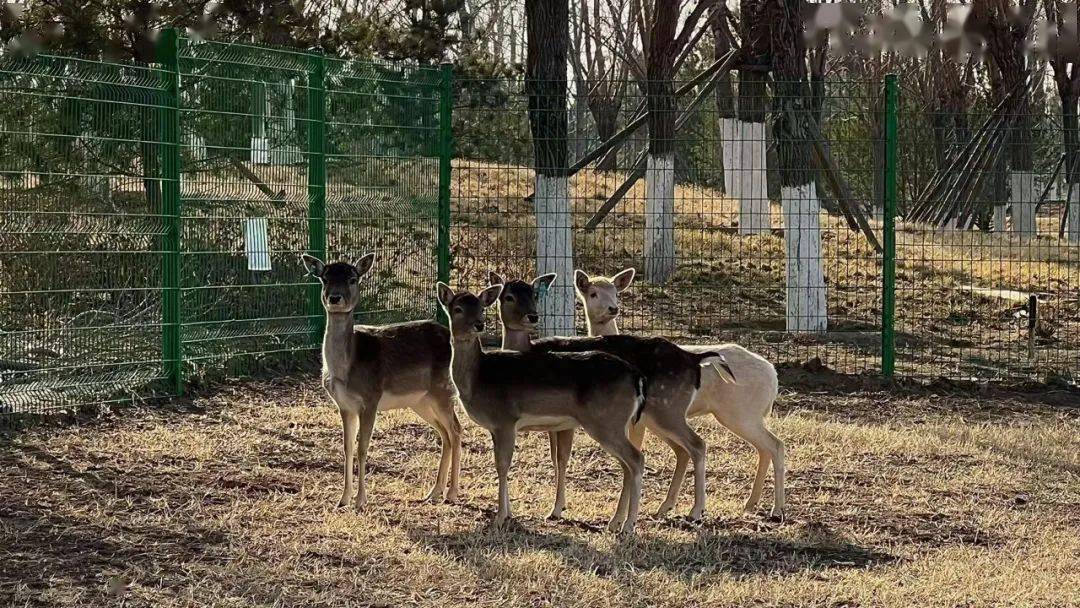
[526,0,574,336]
[590,101,620,171]
[644,0,680,284]
[711,2,736,195]
[1009,98,1037,236]
[736,70,770,233]
[872,103,886,222]
[574,79,589,162]
[985,151,1009,232]
[773,0,825,333]
[733,0,771,234]
[1064,94,1080,241]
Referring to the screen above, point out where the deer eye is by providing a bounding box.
[590,292,597,299]
[349,278,358,285]
[453,307,463,314]
[504,295,514,303]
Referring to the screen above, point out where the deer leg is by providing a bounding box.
[582,418,643,534]
[491,427,516,527]
[645,410,707,521]
[424,395,463,502]
[338,409,359,508]
[548,429,574,519]
[655,436,689,518]
[628,420,647,450]
[415,402,451,503]
[354,405,377,511]
[718,413,785,518]
[440,402,463,503]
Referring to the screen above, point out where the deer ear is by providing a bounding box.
[574,269,591,294]
[436,282,455,308]
[612,267,636,291]
[353,253,376,276]
[478,284,503,307]
[301,254,325,277]
[488,271,505,287]
[532,273,557,292]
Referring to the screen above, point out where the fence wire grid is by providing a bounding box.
[2,35,1078,420]
[1,34,443,417]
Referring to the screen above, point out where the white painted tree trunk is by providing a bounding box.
[1010,171,1038,237]
[782,183,827,333]
[719,118,739,198]
[535,174,576,336]
[733,120,770,234]
[992,205,1008,233]
[1068,184,1080,243]
[645,153,676,283]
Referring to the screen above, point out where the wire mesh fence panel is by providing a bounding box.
[1,37,444,420]
[174,40,443,383]
[451,75,885,373]
[176,38,321,379]
[0,54,174,416]
[5,36,1078,423]
[895,83,1080,383]
[324,58,442,327]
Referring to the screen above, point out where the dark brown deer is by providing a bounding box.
[487,272,731,522]
[437,282,646,534]
[303,253,461,511]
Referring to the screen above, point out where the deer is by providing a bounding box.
[487,272,731,522]
[575,268,786,520]
[436,281,646,534]
[302,253,462,511]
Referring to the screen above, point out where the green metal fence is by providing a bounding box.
[2,35,1078,420]
[451,73,1077,384]
[1,33,442,417]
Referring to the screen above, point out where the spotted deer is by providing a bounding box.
[437,282,646,534]
[576,268,786,519]
[488,272,731,522]
[302,253,462,511]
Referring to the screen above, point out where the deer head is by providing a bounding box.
[437,282,503,340]
[488,271,557,332]
[302,253,375,314]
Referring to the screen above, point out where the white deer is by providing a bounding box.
[575,268,785,519]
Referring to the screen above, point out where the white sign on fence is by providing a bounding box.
[244,217,272,272]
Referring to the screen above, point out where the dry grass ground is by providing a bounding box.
[3,378,1079,607]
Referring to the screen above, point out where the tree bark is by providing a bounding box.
[711,2,736,194]
[734,0,772,234]
[772,0,825,333]
[644,0,680,284]
[526,0,575,336]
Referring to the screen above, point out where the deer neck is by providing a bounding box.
[449,335,482,404]
[501,326,533,352]
[322,312,356,379]
[587,316,620,337]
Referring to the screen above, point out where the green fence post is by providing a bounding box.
[157,28,183,395]
[307,52,327,346]
[436,62,453,323]
[881,74,899,378]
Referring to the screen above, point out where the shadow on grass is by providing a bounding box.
[404,516,894,580]
[0,443,232,601]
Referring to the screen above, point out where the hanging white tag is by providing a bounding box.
[244,217,272,271]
